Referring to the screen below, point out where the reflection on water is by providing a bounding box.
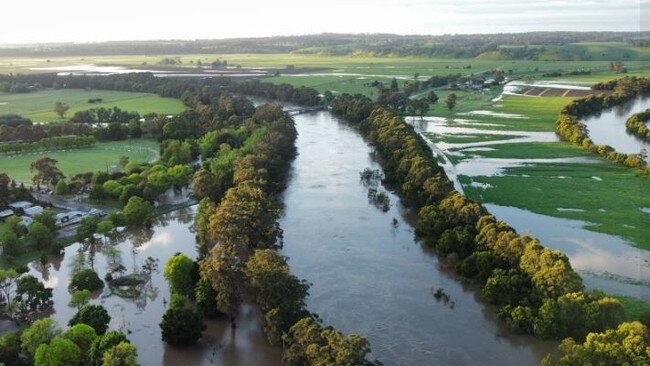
[582,96,650,163]
[27,207,280,366]
[279,111,556,366]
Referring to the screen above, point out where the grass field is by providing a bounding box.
[454,141,593,160]
[0,89,186,122]
[0,139,160,184]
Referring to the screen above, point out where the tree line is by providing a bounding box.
[555,76,650,174]
[0,135,95,154]
[625,109,650,142]
[327,91,646,364]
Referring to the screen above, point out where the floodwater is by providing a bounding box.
[279,111,556,366]
[410,111,650,301]
[582,95,650,163]
[26,207,281,366]
[484,204,650,300]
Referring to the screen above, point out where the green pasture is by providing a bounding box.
[0,89,186,122]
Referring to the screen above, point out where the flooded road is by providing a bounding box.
[279,111,556,365]
[582,95,650,163]
[27,207,280,366]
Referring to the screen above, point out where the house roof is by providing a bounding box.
[0,210,13,218]
[8,201,32,210]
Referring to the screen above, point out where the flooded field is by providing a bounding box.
[25,207,280,366]
[411,93,650,303]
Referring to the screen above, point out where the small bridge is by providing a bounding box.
[285,106,326,116]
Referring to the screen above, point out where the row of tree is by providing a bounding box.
[190,102,377,365]
[0,135,95,154]
[326,92,643,362]
[625,109,650,142]
[555,76,650,173]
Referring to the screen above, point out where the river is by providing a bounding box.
[22,107,560,365]
[279,111,555,365]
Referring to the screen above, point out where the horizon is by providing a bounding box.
[2,0,647,45]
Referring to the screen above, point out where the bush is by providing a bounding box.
[69,304,111,335]
[159,307,205,346]
[69,268,104,293]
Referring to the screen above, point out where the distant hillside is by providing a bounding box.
[0,32,648,60]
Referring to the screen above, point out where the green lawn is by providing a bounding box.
[454,141,592,160]
[422,132,521,144]
[0,139,160,184]
[0,89,186,122]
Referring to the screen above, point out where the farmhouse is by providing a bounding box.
[23,206,44,217]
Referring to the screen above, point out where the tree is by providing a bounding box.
[159,307,206,346]
[20,318,62,361]
[118,156,129,169]
[426,91,439,104]
[199,245,242,325]
[69,304,111,335]
[28,222,54,249]
[445,93,457,110]
[0,269,18,305]
[101,341,138,366]
[0,331,21,365]
[54,179,70,195]
[78,215,100,241]
[389,78,399,92]
[244,249,309,344]
[123,196,153,227]
[0,230,23,257]
[15,275,53,315]
[34,209,57,232]
[192,168,220,200]
[88,331,130,366]
[69,289,91,309]
[64,323,98,363]
[69,268,104,293]
[163,253,195,297]
[0,173,11,207]
[31,156,65,187]
[54,102,70,119]
[97,220,116,239]
[34,337,81,366]
[195,277,220,317]
[543,321,650,366]
[282,317,373,366]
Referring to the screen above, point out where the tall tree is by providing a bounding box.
[54,102,70,119]
[445,93,457,110]
[30,156,65,187]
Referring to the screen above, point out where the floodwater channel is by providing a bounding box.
[582,95,650,163]
[279,111,556,365]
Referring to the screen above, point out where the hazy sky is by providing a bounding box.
[2,0,647,44]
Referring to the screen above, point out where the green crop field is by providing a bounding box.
[0,89,186,122]
[0,139,160,184]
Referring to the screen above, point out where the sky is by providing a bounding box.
[1,0,647,44]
